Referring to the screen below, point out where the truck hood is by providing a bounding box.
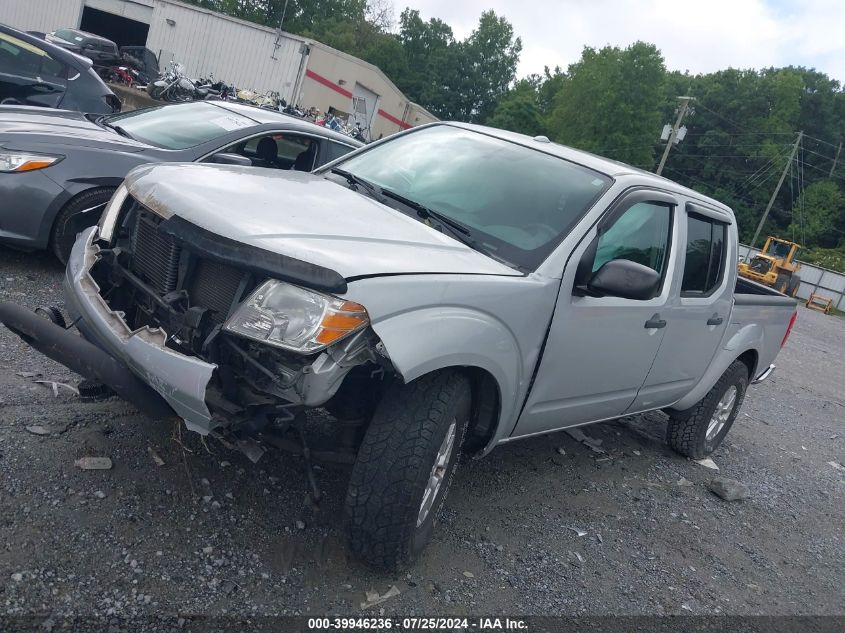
[0,107,149,151]
[124,163,521,280]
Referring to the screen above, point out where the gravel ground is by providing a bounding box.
[0,246,843,618]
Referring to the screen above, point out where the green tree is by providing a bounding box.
[788,181,844,246]
[487,79,546,136]
[547,42,666,168]
[456,10,522,122]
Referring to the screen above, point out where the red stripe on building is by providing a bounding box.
[305,69,353,98]
[304,69,412,130]
[378,108,411,130]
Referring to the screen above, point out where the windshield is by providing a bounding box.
[53,30,82,44]
[766,240,792,258]
[329,125,612,270]
[104,102,255,150]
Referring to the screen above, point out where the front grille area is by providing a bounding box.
[187,258,245,323]
[119,205,254,338]
[131,211,181,294]
[749,256,772,275]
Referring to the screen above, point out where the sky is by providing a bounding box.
[403,0,845,84]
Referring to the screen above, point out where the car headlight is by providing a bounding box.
[224,280,369,353]
[97,183,129,242]
[0,151,62,173]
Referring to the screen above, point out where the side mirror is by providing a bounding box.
[211,153,252,167]
[586,259,661,300]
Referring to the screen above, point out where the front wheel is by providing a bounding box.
[666,360,749,459]
[50,187,116,264]
[787,274,801,297]
[345,370,471,570]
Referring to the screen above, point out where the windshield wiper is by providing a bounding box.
[380,188,471,237]
[330,168,386,204]
[101,120,134,139]
[330,168,485,255]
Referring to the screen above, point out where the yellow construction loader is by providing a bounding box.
[738,237,802,296]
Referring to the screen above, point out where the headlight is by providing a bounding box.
[224,280,369,353]
[0,151,62,173]
[97,183,129,242]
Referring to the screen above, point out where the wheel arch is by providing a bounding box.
[369,307,523,456]
[38,179,124,247]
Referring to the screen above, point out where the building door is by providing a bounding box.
[351,82,378,140]
[80,6,150,47]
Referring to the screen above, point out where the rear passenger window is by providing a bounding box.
[681,213,727,295]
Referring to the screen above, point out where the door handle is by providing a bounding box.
[644,314,667,329]
[707,316,724,326]
[32,84,53,92]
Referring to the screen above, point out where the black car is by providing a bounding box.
[45,28,120,66]
[0,23,120,113]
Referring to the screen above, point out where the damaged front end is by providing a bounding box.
[57,192,392,455]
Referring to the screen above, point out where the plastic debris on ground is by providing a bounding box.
[147,447,165,467]
[34,380,79,397]
[565,428,607,454]
[25,424,68,436]
[74,457,113,470]
[360,585,400,609]
[694,457,720,470]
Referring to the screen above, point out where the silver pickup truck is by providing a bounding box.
[0,122,798,569]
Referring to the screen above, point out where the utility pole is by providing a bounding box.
[830,141,842,177]
[656,96,693,176]
[745,130,804,258]
[271,0,290,60]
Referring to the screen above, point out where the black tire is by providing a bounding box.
[345,370,471,570]
[787,274,801,297]
[50,188,115,264]
[774,272,790,294]
[666,360,749,459]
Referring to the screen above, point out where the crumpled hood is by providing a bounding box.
[124,163,520,279]
[0,106,149,151]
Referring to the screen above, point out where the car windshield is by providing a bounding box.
[53,29,82,44]
[104,102,255,149]
[330,125,612,270]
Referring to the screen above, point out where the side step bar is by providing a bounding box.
[0,302,176,419]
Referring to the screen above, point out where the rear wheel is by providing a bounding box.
[666,360,749,459]
[50,188,115,264]
[775,272,790,294]
[345,370,470,570]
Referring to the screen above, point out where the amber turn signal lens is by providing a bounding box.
[16,160,57,172]
[314,300,368,345]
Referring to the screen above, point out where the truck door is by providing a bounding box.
[631,202,732,411]
[512,190,679,438]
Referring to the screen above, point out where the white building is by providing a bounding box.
[1,0,437,139]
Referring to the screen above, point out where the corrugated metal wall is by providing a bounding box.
[0,0,84,33]
[146,1,306,98]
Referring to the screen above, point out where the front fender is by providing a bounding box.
[370,306,523,434]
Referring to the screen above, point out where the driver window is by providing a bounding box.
[218,133,318,171]
[592,202,671,275]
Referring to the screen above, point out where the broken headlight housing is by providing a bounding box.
[223,280,369,353]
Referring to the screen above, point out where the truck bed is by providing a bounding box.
[734,276,799,305]
[731,276,797,378]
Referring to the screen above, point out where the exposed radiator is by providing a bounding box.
[187,258,245,322]
[131,211,181,294]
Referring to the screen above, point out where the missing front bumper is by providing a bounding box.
[64,226,219,434]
